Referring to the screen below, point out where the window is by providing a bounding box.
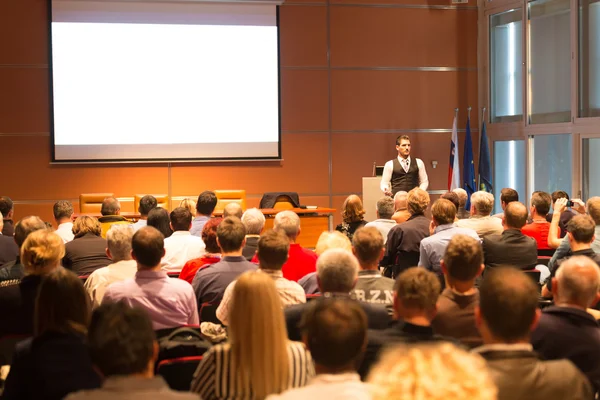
[490,9,523,123]
[579,0,600,118]
[532,134,572,195]
[527,0,571,124]
[582,137,600,199]
[494,140,526,213]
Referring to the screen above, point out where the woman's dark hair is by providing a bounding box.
[35,267,91,336]
[147,207,172,238]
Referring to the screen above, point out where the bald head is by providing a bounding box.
[554,256,600,308]
[101,197,121,216]
[223,202,243,219]
[504,202,528,229]
[393,191,408,211]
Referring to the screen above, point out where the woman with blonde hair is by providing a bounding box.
[192,271,313,399]
[368,343,497,400]
[335,195,367,241]
[63,215,111,276]
[180,197,197,216]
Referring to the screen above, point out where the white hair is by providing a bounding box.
[556,256,600,308]
[470,191,494,216]
[452,188,468,206]
[273,210,300,239]
[316,248,359,293]
[106,224,134,262]
[223,202,243,219]
[393,191,408,211]
[241,208,266,235]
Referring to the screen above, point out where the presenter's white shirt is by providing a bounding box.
[162,231,206,272]
[380,156,429,193]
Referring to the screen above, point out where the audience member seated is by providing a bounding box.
[350,227,394,315]
[522,191,555,250]
[179,197,197,216]
[0,196,15,236]
[0,229,63,337]
[179,218,222,284]
[440,191,461,221]
[217,230,305,326]
[223,202,243,219]
[531,256,600,392]
[192,217,257,305]
[548,196,600,271]
[0,217,48,282]
[456,191,503,238]
[132,195,158,232]
[191,191,217,237]
[382,187,430,278]
[419,199,479,288]
[360,268,454,378]
[84,225,137,308]
[492,188,519,219]
[147,207,173,238]
[432,235,483,348]
[241,208,265,260]
[53,200,75,243]
[192,271,313,398]
[104,226,199,330]
[364,197,395,244]
[391,191,410,224]
[63,216,112,276]
[67,302,197,400]
[3,267,101,400]
[546,190,576,238]
[368,343,497,400]
[473,267,592,400]
[543,215,600,299]
[452,188,470,220]
[98,197,131,238]
[482,202,538,273]
[267,298,369,400]
[298,231,351,295]
[286,249,389,341]
[335,194,368,241]
[0,213,27,269]
[162,207,206,272]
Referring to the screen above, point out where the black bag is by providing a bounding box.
[157,326,212,362]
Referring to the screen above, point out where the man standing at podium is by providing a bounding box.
[380,135,429,196]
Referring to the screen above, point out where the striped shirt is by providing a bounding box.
[216,270,306,326]
[191,341,314,399]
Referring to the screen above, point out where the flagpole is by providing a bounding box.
[479,107,485,189]
[482,107,486,122]
[468,106,472,119]
[455,107,459,117]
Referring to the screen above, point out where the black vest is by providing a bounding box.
[391,157,420,195]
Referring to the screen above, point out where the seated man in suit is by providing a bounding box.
[532,256,600,392]
[98,197,131,238]
[473,267,591,400]
[241,208,265,260]
[0,216,47,282]
[285,248,389,341]
[482,202,538,275]
[382,188,430,278]
[0,212,18,265]
[0,196,15,236]
[456,191,503,238]
[359,268,455,378]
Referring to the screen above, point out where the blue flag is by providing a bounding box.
[478,120,493,193]
[463,116,476,210]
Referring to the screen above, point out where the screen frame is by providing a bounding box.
[47,0,282,164]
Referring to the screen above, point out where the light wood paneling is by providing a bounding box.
[0,0,48,65]
[280,5,328,67]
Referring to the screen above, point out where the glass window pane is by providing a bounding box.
[582,137,600,199]
[490,9,523,123]
[494,140,526,213]
[579,0,600,118]
[528,0,571,124]
[532,134,572,195]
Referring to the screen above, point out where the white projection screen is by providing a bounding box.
[49,1,281,162]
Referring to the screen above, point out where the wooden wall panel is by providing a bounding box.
[330,7,477,67]
[281,70,329,131]
[279,5,328,67]
[0,0,48,64]
[0,68,49,133]
[331,70,479,130]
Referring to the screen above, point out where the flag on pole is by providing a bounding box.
[478,120,493,193]
[448,113,460,191]
[463,115,476,210]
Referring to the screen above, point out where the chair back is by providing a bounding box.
[134,194,169,213]
[157,356,203,391]
[273,195,296,210]
[537,248,555,257]
[523,269,542,285]
[199,302,221,325]
[79,193,114,214]
[214,190,246,213]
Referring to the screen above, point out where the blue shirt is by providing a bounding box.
[548,225,600,271]
[192,256,258,305]
[418,224,480,275]
[190,216,210,237]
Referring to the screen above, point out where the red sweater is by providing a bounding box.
[179,255,222,284]
[522,221,558,250]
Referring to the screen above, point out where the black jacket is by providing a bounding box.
[0,235,18,265]
[483,229,538,272]
[0,274,42,337]
[382,214,430,278]
[63,233,111,276]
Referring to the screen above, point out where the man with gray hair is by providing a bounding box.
[456,191,503,238]
[98,196,131,238]
[532,256,600,392]
[391,191,410,224]
[452,188,470,219]
[0,212,19,265]
[241,208,265,260]
[84,225,137,308]
[284,248,390,341]
[223,202,243,219]
[271,210,317,282]
[365,197,396,244]
[53,200,74,243]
